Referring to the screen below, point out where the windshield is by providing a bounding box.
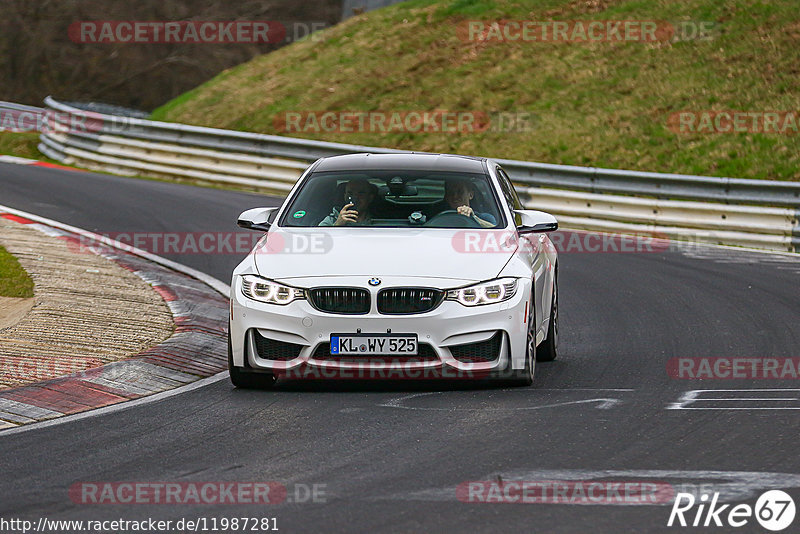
[280,170,505,229]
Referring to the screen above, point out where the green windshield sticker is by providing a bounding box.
[293,210,306,218]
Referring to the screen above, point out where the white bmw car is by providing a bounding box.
[229,153,559,387]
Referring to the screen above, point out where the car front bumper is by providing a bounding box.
[229,275,532,378]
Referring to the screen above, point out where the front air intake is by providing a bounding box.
[449,332,503,363]
[377,288,444,315]
[307,287,371,314]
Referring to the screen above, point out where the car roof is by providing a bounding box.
[312,153,488,173]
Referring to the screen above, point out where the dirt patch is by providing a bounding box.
[0,216,174,389]
[0,297,34,330]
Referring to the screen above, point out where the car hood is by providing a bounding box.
[253,228,516,282]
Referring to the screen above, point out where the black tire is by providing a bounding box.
[536,271,558,362]
[228,329,276,389]
[501,294,536,387]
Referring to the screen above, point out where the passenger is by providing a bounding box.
[444,178,497,228]
[319,178,378,226]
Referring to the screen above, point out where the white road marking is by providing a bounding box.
[668,389,800,410]
[379,390,628,411]
[695,398,799,401]
[678,243,800,265]
[0,155,37,165]
[380,469,800,505]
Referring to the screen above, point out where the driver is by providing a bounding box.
[444,178,497,228]
[318,178,377,226]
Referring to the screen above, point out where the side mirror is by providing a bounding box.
[237,207,279,232]
[514,210,558,235]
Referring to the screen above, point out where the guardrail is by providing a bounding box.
[0,102,46,133]
[7,98,799,252]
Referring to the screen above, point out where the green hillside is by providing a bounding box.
[152,0,800,181]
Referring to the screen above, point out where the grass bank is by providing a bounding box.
[0,245,34,298]
[150,0,798,180]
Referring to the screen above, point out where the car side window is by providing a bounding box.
[496,167,522,210]
[496,167,523,227]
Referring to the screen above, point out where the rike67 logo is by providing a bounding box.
[668,490,796,531]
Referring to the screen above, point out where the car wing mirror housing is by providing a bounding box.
[237,207,279,232]
[514,210,559,235]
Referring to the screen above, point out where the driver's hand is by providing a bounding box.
[457,205,474,217]
[334,203,358,226]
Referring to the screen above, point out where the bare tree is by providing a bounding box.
[0,0,341,110]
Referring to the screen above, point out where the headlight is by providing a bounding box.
[241,275,305,305]
[446,278,518,306]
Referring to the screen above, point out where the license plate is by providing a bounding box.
[330,334,418,355]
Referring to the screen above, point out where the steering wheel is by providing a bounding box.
[423,210,482,228]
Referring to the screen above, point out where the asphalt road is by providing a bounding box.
[2,163,800,533]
